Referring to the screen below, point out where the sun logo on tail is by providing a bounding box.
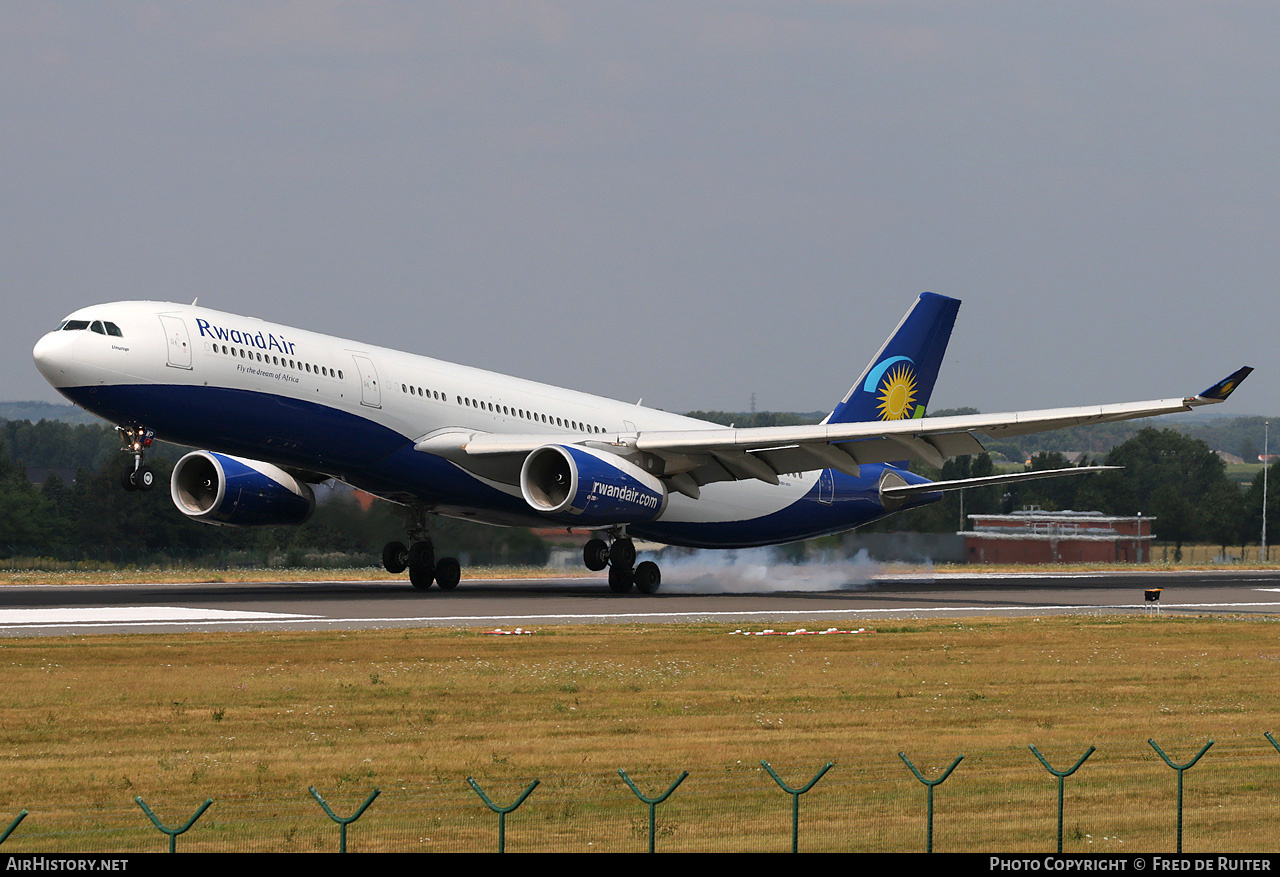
[876,363,918,420]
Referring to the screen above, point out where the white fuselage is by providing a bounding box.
[34,302,852,547]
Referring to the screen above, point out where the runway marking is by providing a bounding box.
[4,601,1280,631]
[0,607,317,626]
[333,602,1280,622]
[875,571,1280,582]
[874,573,1111,581]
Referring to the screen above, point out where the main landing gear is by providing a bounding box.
[382,538,463,590]
[583,532,662,595]
[382,507,462,591]
[117,425,156,492]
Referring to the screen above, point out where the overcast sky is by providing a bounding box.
[3,2,1277,420]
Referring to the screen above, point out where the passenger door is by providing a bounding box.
[158,315,192,369]
[351,354,381,408]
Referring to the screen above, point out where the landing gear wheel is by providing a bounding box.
[382,541,408,574]
[633,561,661,594]
[408,541,436,590]
[135,465,155,491]
[608,564,633,594]
[609,537,636,569]
[583,539,609,572]
[121,469,139,492]
[434,557,461,590]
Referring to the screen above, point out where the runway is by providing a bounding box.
[1,568,1279,636]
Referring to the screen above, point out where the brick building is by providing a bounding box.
[962,509,1155,564]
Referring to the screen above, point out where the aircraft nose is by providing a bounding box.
[33,331,72,386]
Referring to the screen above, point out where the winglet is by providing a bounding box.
[1195,366,1253,403]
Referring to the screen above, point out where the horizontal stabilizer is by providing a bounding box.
[880,465,1120,498]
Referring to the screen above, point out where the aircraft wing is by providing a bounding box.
[419,367,1252,497]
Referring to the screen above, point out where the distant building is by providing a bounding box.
[962,509,1155,564]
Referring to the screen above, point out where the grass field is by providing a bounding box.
[2,614,1280,852]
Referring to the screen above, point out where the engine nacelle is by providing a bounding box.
[520,444,667,525]
[170,451,316,526]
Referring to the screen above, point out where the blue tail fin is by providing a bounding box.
[828,292,960,425]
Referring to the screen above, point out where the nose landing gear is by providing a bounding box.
[117,426,156,492]
[586,533,662,594]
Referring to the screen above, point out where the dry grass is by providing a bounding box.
[1,615,1279,851]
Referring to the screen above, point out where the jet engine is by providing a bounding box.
[520,444,667,525]
[170,451,316,526]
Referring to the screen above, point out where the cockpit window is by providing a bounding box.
[59,318,123,336]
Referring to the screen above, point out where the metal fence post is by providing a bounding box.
[308,786,380,853]
[467,777,539,853]
[618,769,688,852]
[899,752,963,853]
[1265,731,1280,756]
[134,797,213,853]
[1148,738,1213,853]
[0,811,27,845]
[761,761,834,853]
[1029,744,1095,853]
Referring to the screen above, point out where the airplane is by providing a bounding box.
[32,292,1251,593]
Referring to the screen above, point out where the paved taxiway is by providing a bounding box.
[1,569,1279,636]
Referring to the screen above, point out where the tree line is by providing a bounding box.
[0,415,1275,565]
[870,428,1278,560]
[0,420,548,566]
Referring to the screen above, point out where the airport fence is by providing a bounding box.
[3,737,1280,852]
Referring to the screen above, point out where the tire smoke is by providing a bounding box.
[644,547,885,593]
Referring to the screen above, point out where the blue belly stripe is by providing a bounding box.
[60,383,940,549]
